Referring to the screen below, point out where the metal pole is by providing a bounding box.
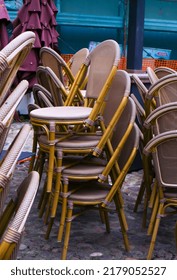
[126,0,145,71]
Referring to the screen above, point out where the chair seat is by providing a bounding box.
[68,182,110,202]
[164,189,177,199]
[62,158,106,176]
[39,134,101,149]
[30,106,92,120]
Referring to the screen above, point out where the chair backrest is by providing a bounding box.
[144,101,177,136]
[40,46,71,85]
[40,47,89,89]
[93,70,131,156]
[146,66,159,84]
[67,48,89,77]
[0,31,35,105]
[144,72,177,120]
[130,74,148,132]
[154,66,176,79]
[0,124,32,215]
[97,97,137,181]
[84,40,120,100]
[36,66,67,106]
[0,80,29,153]
[103,70,131,126]
[66,40,120,124]
[0,171,39,260]
[144,130,177,189]
[101,123,140,206]
[147,73,177,106]
[33,83,54,107]
[131,74,148,103]
[111,97,137,151]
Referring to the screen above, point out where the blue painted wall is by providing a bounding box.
[4,0,177,58]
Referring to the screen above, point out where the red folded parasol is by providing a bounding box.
[0,0,10,50]
[10,0,59,89]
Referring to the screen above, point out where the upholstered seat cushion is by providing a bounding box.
[68,182,110,202]
[30,106,92,120]
[38,134,101,149]
[62,158,106,176]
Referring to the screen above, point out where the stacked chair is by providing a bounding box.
[132,67,177,259]
[0,31,35,154]
[58,100,139,259]
[147,66,176,85]
[36,65,68,106]
[0,31,35,105]
[66,48,90,78]
[34,46,89,107]
[0,31,40,260]
[30,39,120,195]
[0,124,32,216]
[132,71,177,213]
[29,39,141,259]
[44,70,134,242]
[28,46,90,171]
[33,84,54,108]
[0,81,29,153]
[40,47,89,92]
[154,66,176,79]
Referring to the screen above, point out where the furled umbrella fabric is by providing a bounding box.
[0,0,10,50]
[10,0,59,89]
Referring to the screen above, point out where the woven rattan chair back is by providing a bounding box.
[144,130,177,259]
[154,66,176,79]
[93,70,131,157]
[0,124,32,216]
[0,31,35,106]
[33,83,53,107]
[65,39,120,115]
[68,48,89,77]
[0,80,29,154]
[60,123,140,259]
[36,66,67,106]
[40,46,89,90]
[0,171,39,260]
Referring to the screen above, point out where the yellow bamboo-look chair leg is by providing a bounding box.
[45,216,54,239]
[141,154,153,228]
[103,209,110,233]
[38,182,50,218]
[38,179,47,210]
[57,177,68,242]
[175,221,177,251]
[46,151,63,239]
[35,150,46,181]
[28,128,38,172]
[134,177,145,212]
[61,202,73,260]
[114,195,130,252]
[147,203,164,260]
[44,192,53,225]
[98,206,106,224]
[147,193,159,236]
[0,200,15,239]
[148,179,158,209]
[0,241,16,260]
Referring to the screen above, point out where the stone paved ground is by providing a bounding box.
[4,122,177,260]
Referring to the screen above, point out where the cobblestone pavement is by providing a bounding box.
[4,121,177,260]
